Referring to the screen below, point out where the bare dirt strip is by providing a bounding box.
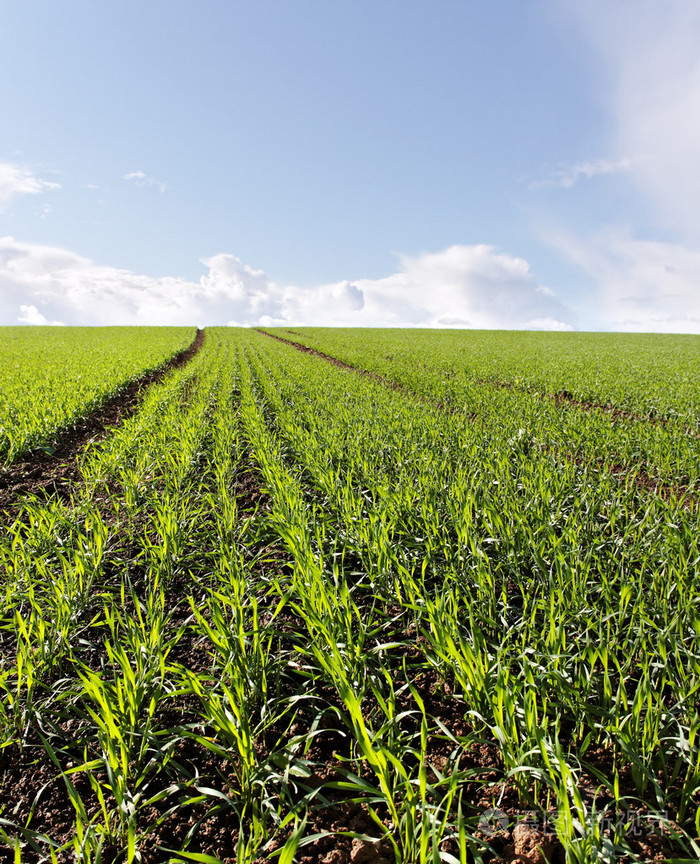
[256,329,697,509]
[260,329,386,377]
[0,328,205,516]
[257,329,676,429]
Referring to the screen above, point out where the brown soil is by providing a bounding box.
[552,388,696,433]
[0,329,204,518]
[258,329,374,375]
[0,450,691,863]
[554,446,698,511]
[485,379,699,437]
[0,332,693,862]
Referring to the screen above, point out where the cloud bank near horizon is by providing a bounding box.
[0,236,573,330]
[549,229,700,333]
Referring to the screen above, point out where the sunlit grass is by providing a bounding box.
[0,326,698,862]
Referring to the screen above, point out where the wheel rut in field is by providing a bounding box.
[258,328,374,374]
[257,329,698,509]
[256,328,457,412]
[266,329,698,435]
[0,328,205,515]
[484,376,699,436]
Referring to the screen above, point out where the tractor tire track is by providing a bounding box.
[256,328,459,412]
[264,328,698,434]
[256,328,697,509]
[0,328,205,516]
[483,377,699,437]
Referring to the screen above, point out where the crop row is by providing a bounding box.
[263,328,700,490]
[0,327,195,466]
[0,327,698,863]
[275,329,700,422]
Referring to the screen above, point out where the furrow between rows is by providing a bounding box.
[0,329,205,519]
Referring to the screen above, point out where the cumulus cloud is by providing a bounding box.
[279,280,366,327]
[17,304,65,326]
[350,245,572,329]
[0,237,243,327]
[0,162,61,211]
[529,158,632,189]
[123,170,167,193]
[0,236,574,329]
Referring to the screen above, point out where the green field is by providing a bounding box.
[0,327,195,466]
[0,327,698,863]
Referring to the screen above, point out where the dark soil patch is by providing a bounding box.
[558,446,698,511]
[552,388,690,432]
[257,329,368,375]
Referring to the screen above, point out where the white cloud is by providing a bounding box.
[530,158,632,189]
[540,1,700,333]
[559,0,700,242]
[123,170,167,193]
[348,245,572,329]
[548,228,700,332]
[0,237,245,327]
[0,162,61,211]
[17,304,65,326]
[523,317,574,332]
[0,236,574,329]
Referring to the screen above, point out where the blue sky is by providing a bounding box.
[2,0,700,331]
